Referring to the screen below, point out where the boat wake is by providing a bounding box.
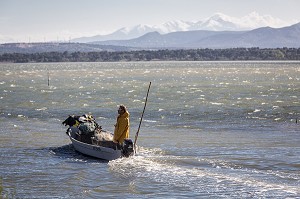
[108,146,300,198]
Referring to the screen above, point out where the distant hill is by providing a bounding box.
[0,42,138,54]
[91,22,300,49]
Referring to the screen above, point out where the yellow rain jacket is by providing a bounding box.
[113,111,130,144]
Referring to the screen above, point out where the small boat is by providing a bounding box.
[63,115,134,161]
[63,83,151,161]
[67,132,134,161]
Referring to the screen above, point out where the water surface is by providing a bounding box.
[0,61,299,198]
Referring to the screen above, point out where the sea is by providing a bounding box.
[0,61,299,198]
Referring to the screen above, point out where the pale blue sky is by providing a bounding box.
[1,0,300,43]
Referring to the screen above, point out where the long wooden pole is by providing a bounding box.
[134,82,151,150]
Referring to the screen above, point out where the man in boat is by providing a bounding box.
[113,105,130,144]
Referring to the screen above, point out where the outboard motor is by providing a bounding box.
[122,139,134,157]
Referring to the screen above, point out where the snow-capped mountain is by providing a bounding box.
[2,22,300,53]
[72,12,290,43]
[154,20,194,33]
[92,22,300,49]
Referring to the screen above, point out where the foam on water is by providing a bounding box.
[109,147,299,197]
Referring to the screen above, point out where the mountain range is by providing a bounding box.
[1,14,299,54]
[90,22,300,49]
[72,12,290,43]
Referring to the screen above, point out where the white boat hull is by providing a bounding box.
[69,135,122,161]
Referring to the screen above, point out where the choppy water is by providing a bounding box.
[0,61,299,198]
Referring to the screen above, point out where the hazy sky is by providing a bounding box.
[1,0,300,43]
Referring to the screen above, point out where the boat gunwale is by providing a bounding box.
[69,135,121,152]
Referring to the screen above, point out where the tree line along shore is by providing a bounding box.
[1,48,300,63]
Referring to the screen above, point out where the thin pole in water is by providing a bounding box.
[134,82,151,151]
[47,69,50,87]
